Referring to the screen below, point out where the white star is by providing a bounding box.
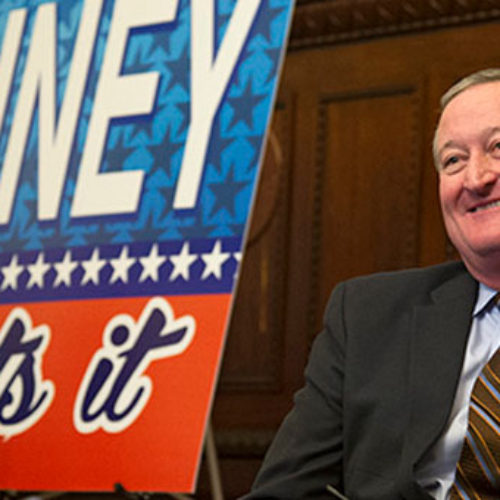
[139,244,166,282]
[1,254,23,291]
[169,242,197,281]
[200,240,231,280]
[81,248,107,286]
[110,246,136,284]
[26,253,51,289]
[54,250,78,287]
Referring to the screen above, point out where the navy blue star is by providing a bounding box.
[160,49,190,98]
[130,209,166,243]
[217,120,238,150]
[250,5,287,45]
[85,223,115,246]
[155,183,195,223]
[205,122,237,174]
[142,184,168,218]
[55,197,97,246]
[262,45,282,85]
[154,172,194,218]
[147,138,183,178]
[123,37,157,76]
[215,1,277,49]
[225,79,264,132]
[157,209,196,240]
[124,93,171,146]
[156,184,176,214]
[153,14,187,67]
[105,138,135,173]
[208,166,247,219]
[170,99,190,138]
[128,114,157,144]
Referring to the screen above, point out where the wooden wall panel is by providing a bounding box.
[315,89,421,314]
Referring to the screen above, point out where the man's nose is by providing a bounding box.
[463,153,498,192]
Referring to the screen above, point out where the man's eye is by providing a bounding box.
[443,156,459,167]
[441,154,464,174]
[489,141,500,157]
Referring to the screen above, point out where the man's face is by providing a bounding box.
[437,81,500,270]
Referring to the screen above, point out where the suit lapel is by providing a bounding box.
[398,267,477,499]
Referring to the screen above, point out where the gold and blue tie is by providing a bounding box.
[450,348,500,499]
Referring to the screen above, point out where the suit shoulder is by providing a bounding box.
[322,261,474,339]
[346,261,467,292]
[326,261,472,316]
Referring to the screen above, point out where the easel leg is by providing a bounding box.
[204,422,224,500]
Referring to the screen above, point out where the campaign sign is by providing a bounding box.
[0,0,295,492]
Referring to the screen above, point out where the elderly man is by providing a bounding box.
[243,69,500,499]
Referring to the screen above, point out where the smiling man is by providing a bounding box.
[242,69,500,500]
[437,76,500,291]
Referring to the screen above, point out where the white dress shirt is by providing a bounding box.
[415,282,500,499]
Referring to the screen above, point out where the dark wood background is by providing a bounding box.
[200,1,500,498]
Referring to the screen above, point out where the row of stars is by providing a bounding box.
[0,241,241,292]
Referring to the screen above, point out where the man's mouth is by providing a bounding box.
[469,199,500,213]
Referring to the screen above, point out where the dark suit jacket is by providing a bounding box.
[243,261,478,499]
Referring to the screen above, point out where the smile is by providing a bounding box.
[469,199,500,213]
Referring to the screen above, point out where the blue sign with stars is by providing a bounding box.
[0,0,294,301]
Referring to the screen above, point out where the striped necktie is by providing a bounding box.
[449,348,500,499]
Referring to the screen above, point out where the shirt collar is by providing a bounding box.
[473,282,499,316]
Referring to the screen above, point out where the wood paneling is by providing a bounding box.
[314,88,421,319]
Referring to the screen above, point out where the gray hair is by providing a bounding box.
[433,68,500,169]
